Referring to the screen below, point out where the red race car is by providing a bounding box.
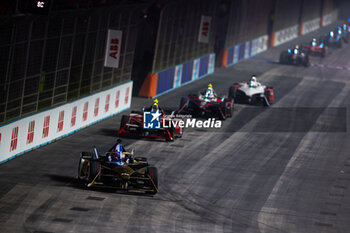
[300,39,327,57]
[118,110,183,141]
[178,90,233,120]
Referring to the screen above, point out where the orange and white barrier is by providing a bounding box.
[300,18,320,35]
[0,81,133,163]
[271,25,299,47]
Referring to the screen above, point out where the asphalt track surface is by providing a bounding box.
[1,23,350,233]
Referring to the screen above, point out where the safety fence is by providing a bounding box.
[0,81,132,164]
[0,5,140,126]
[222,35,268,67]
[139,53,215,97]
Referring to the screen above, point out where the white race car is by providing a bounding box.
[228,81,274,106]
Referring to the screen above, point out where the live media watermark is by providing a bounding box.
[143,110,222,129]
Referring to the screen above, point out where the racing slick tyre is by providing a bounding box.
[179,97,187,109]
[225,101,233,117]
[165,126,175,142]
[145,167,158,194]
[78,153,99,188]
[303,55,310,67]
[264,87,274,106]
[119,115,129,131]
[229,85,238,98]
[279,52,289,64]
[219,104,227,120]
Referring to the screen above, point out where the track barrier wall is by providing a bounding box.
[271,25,299,47]
[223,35,268,67]
[0,81,133,164]
[223,10,338,68]
[300,18,321,35]
[139,53,215,97]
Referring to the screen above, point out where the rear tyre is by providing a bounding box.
[229,85,237,98]
[279,52,289,64]
[226,101,233,117]
[165,127,175,142]
[119,115,129,131]
[145,167,158,194]
[219,104,227,120]
[179,97,187,112]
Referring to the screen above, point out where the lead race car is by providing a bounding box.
[118,107,183,141]
[178,84,234,120]
[319,31,342,48]
[228,76,274,106]
[78,141,158,194]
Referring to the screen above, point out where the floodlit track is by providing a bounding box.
[1,23,350,233]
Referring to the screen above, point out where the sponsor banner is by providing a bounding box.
[104,29,123,68]
[250,38,259,56]
[192,58,200,80]
[198,16,212,43]
[256,35,268,53]
[0,81,133,164]
[208,53,215,74]
[233,45,239,64]
[244,41,251,59]
[302,18,320,35]
[332,10,338,23]
[173,64,183,88]
[274,25,299,46]
[322,13,333,26]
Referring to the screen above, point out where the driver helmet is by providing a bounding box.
[312,38,316,46]
[208,83,213,88]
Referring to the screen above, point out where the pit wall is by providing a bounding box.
[139,53,215,97]
[0,81,133,164]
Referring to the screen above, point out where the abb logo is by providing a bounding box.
[10,127,19,152]
[27,121,35,145]
[42,116,50,138]
[198,16,211,43]
[115,90,120,108]
[94,98,100,117]
[105,94,110,112]
[109,38,120,59]
[104,30,122,68]
[124,87,130,104]
[71,106,77,127]
[201,22,209,37]
[57,111,65,132]
[83,102,89,121]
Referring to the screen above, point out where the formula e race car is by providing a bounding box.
[118,110,182,141]
[300,39,327,57]
[319,31,342,48]
[279,48,310,67]
[228,80,274,106]
[78,145,158,194]
[178,91,233,120]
